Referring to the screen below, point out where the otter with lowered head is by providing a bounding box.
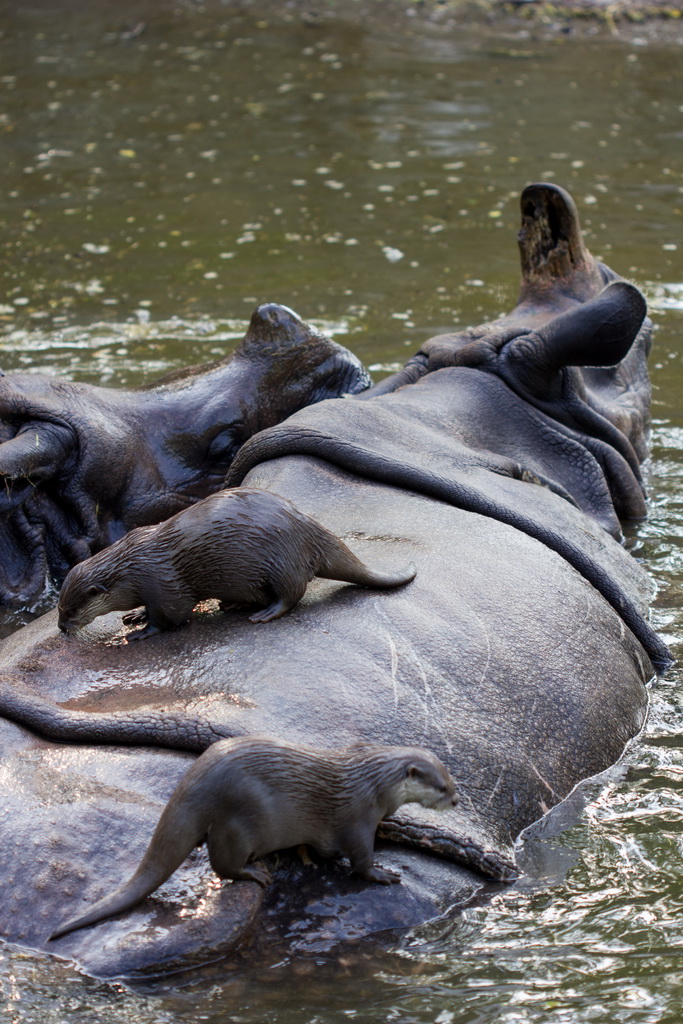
[57,487,417,639]
[50,736,458,939]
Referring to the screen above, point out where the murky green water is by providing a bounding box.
[1,1,682,1020]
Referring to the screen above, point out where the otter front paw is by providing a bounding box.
[126,622,163,641]
[122,608,148,627]
[236,862,272,887]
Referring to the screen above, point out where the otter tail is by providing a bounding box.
[49,802,203,941]
[317,535,417,590]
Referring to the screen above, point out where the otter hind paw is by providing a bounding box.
[361,864,401,885]
[237,862,272,887]
[248,599,289,623]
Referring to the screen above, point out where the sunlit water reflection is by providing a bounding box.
[1,1,682,1020]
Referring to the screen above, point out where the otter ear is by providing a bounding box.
[406,763,420,779]
[87,583,107,598]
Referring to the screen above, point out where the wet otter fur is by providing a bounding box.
[57,487,417,639]
[50,736,457,939]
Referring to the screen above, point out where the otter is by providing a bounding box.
[57,487,417,638]
[50,736,457,940]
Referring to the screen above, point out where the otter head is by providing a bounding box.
[57,555,138,634]
[397,751,458,811]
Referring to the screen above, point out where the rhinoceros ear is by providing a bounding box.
[522,281,647,372]
[518,182,588,280]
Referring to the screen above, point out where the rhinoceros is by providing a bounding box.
[0,303,370,608]
[0,183,667,980]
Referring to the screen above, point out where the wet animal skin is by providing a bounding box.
[0,302,371,607]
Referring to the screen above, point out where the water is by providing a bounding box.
[1,1,682,1020]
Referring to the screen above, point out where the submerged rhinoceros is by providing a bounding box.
[0,183,668,980]
[0,303,370,607]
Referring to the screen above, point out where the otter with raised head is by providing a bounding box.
[57,487,417,638]
[50,736,457,939]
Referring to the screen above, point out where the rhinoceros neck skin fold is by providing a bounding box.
[226,423,669,672]
[0,675,238,752]
[396,283,650,523]
[0,303,370,607]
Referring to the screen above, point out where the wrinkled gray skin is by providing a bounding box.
[0,184,666,980]
[0,303,370,607]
